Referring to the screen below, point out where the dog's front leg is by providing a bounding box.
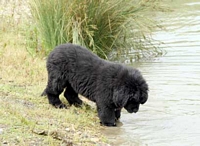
[115,108,121,121]
[97,105,116,126]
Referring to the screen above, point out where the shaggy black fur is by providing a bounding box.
[42,43,148,126]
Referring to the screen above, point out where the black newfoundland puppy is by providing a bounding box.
[42,43,148,126]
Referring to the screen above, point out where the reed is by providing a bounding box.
[30,0,166,59]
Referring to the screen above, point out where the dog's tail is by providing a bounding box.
[41,88,47,96]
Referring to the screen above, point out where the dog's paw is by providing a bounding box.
[100,122,116,127]
[115,117,120,121]
[54,103,67,109]
[73,101,83,108]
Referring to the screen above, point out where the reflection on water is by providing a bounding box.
[102,1,200,146]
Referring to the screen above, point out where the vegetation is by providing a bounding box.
[0,0,169,145]
[29,0,167,60]
[0,34,108,145]
[0,1,107,145]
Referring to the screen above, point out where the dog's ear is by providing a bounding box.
[140,90,148,104]
[138,83,148,104]
[113,87,129,108]
[133,91,140,101]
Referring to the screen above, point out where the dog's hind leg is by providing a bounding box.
[64,84,82,107]
[45,75,66,108]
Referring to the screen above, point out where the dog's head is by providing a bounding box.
[113,68,148,113]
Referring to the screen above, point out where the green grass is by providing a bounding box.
[29,0,167,59]
[0,3,110,140]
[0,32,109,146]
[0,1,110,145]
[0,0,169,145]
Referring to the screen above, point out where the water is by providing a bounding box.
[102,1,200,146]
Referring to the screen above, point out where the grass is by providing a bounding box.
[0,1,109,143]
[29,0,168,59]
[0,31,110,145]
[0,0,169,145]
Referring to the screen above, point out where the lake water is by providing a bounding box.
[102,1,200,146]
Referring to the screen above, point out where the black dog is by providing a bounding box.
[42,43,148,126]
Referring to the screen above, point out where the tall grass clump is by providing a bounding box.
[29,0,167,59]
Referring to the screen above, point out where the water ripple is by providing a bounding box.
[103,1,200,146]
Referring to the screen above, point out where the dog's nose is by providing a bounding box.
[132,108,138,113]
